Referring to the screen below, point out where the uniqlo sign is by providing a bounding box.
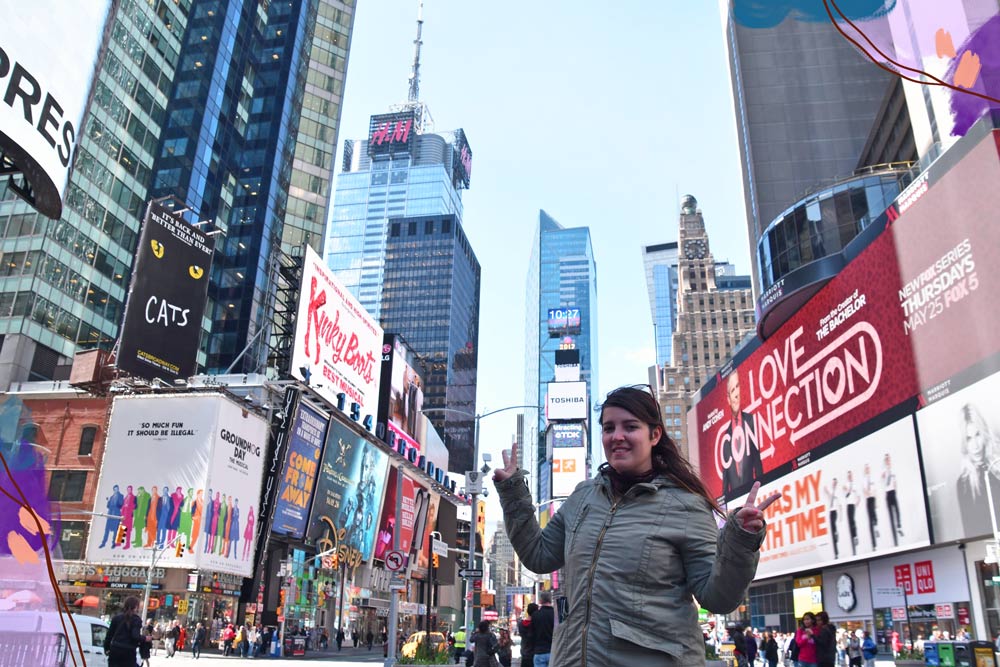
[894,564,912,595]
[894,561,936,596]
[915,560,936,593]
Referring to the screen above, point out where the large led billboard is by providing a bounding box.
[730,417,929,579]
[87,395,268,578]
[547,307,582,336]
[0,1,112,218]
[552,447,587,497]
[271,401,328,540]
[307,419,389,575]
[918,369,1000,543]
[551,423,584,448]
[117,201,214,382]
[368,111,415,156]
[546,381,588,421]
[693,122,1000,501]
[377,334,425,455]
[291,245,383,422]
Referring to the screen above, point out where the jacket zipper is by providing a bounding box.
[580,494,623,666]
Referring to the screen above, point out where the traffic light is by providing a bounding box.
[115,524,126,546]
[432,553,440,569]
[174,539,184,558]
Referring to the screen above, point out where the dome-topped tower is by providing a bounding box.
[680,194,698,215]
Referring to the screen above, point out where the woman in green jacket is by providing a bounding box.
[494,385,780,667]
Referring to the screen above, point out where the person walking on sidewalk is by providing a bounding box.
[191,623,205,660]
[519,603,537,667]
[336,627,345,651]
[367,630,374,650]
[531,592,555,667]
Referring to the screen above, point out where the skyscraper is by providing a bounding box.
[325,9,480,472]
[719,0,892,294]
[524,210,598,496]
[658,196,755,458]
[0,0,188,387]
[379,212,480,473]
[148,0,356,374]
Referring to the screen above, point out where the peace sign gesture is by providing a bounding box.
[493,443,519,482]
[734,481,781,533]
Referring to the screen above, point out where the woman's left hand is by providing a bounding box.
[734,481,781,533]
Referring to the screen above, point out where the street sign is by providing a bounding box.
[432,538,449,558]
[389,583,407,592]
[459,568,483,579]
[465,471,483,494]
[505,586,533,595]
[385,550,406,572]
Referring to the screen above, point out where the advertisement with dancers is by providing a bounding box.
[86,395,268,578]
[729,417,930,579]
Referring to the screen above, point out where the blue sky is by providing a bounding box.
[332,0,752,486]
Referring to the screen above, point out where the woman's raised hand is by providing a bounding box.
[734,481,781,533]
[493,443,518,482]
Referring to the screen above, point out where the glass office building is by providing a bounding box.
[0,0,189,388]
[326,131,465,318]
[327,125,478,472]
[381,213,481,473]
[524,211,599,495]
[642,243,679,368]
[148,0,355,374]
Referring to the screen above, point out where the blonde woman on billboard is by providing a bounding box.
[493,385,779,667]
[957,403,1000,537]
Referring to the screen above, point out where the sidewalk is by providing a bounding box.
[158,644,390,662]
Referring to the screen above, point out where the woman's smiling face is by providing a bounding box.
[601,405,660,476]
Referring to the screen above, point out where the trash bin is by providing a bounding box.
[939,642,955,667]
[926,642,940,666]
[954,641,971,667]
[968,641,998,667]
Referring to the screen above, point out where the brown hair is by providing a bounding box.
[600,386,723,515]
[123,595,141,616]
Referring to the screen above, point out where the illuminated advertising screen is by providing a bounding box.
[272,402,328,539]
[729,417,930,579]
[0,1,113,218]
[87,395,268,578]
[291,245,383,422]
[377,334,424,454]
[546,381,588,421]
[117,201,214,382]
[917,370,1000,543]
[368,110,415,156]
[452,128,473,189]
[693,124,1000,501]
[547,307,582,336]
[552,447,587,497]
[307,420,389,573]
[551,423,584,448]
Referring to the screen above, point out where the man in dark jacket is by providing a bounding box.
[192,623,206,659]
[519,603,537,667]
[816,612,838,667]
[531,593,555,667]
[730,625,748,667]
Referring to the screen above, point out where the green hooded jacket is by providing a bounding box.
[496,468,765,667]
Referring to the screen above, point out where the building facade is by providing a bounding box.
[524,211,598,497]
[379,213,481,473]
[147,0,356,374]
[657,196,755,459]
[0,0,189,388]
[718,0,893,295]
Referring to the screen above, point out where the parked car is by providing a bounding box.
[401,631,448,659]
[0,611,109,667]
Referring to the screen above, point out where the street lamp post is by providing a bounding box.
[419,404,540,643]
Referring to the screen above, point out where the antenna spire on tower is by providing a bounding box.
[407,0,424,103]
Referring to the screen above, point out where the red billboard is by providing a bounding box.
[694,125,1000,501]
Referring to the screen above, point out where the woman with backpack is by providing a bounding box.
[470,621,500,667]
[104,596,144,667]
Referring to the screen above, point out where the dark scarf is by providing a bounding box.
[601,463,657,497]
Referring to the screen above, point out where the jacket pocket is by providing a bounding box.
[567,504,591,554]
[609,618,684,657]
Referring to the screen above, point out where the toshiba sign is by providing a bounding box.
[546,381,588,421]
[0,2,113,218]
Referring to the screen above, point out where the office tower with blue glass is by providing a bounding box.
[524,210,599,499]
[325,13,480,472]
[148,0,356,374]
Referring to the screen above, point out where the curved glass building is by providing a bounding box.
[755,165,913,336]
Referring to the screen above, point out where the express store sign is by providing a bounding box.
[694,125,1000,500]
